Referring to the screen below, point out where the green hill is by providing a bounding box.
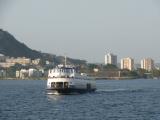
[0,29,42,59]
[0,29,86,65]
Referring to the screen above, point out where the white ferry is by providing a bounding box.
[47,64,96,94]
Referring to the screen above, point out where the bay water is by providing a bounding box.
[0,79,160,120]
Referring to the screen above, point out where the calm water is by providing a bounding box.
[0,79,160,120]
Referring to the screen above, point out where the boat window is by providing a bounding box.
[51,82,55,88]
[66,69,69,73]
[64,82,68,88]
[56,82,63,88]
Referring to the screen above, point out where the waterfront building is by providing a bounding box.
[6,57,31,66]
[32,58,40,65]
[29,68,41,78]
[0,70,6,77]
[105,53,117,66]
[16,68,42,78]
[141,58,154,71]
[0,62,15,68]
[19,69,28,79]
[93,68,99,72]
[0,57,31,68]
[121,57,134,71]
[0,54,8,62]
[16,71,20,78]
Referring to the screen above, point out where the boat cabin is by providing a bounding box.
[48,66,77,78]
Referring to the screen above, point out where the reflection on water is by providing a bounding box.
[47,94,64,101]
[96,88,144,93]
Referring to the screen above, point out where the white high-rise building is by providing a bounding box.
[141,58,154,71]
[105,53,117,66]
[121,57,134,71]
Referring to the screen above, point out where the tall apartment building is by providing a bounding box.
[121,57,134,71]
[105,53,117,66]
[141,58,154,71]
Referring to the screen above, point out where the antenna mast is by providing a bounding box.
[65,56,67,67]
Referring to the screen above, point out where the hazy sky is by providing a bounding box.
[0,0,160,63]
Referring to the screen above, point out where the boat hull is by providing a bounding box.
[47,78,96,94]
[47,88,96,94]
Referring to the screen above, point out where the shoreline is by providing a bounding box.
[0,78,47,80]
[0,77,157,80]
[94,76,138,80]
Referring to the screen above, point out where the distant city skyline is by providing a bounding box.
[1,0,160,63]
[105,53,117,65]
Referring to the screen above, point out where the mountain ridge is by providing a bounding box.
[0,29,86,65]
[0,29,42,59]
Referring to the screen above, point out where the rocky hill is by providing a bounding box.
[0,29,86,65]
[0,29,42,59]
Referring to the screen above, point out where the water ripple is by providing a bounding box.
[0,80,160,120]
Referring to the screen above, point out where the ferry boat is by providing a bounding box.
[47,64,96,94]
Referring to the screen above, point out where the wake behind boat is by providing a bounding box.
[46,64,96,94]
